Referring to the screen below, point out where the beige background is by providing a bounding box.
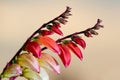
[0,0,120,80]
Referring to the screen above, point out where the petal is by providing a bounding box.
[38,53,60,74]
[36,36,60,54]
[17,53,40,73]
[39,67,49,80]
[66,41,83,60]
[2,64,22,78]
[26,41,41,58]
[58,44,71,67]
[22,68,42,80]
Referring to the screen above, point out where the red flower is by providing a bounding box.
[65,41,83,60]
[47,25,63,36]
[72,36,86,49]
[25,41,41,58]
[58,44,71,67]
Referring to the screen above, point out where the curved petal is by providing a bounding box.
[17,53,40,73]
[26,41,41,58]
[36,36,60,54]
[38,53,60,74]
[58,44,71,67]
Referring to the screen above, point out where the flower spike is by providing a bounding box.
[0,6,104,80]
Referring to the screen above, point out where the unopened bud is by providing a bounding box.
[90,29,98,35]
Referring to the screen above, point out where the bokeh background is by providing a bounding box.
[0,0,120,80]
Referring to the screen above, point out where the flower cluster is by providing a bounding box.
[0,7,103,80]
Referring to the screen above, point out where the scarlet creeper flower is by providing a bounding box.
[36,36,61,54]
[72,36,86,49]
[47,25,63,36]
[58,44,71,67]
[17,53,40,73]
[25,41,41,58]
[65,41,83,60]
[1,64,22,78]
[38,53,60,74]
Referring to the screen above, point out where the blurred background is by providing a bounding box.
[0,0,120,80]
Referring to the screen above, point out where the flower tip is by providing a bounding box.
[80,57,83,61]
[79,56,83,61]
[64,63,70,68]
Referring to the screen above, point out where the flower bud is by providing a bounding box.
[84,31,92,37]
[40,30,53,36]
[72,36,86,49]
[90,29,98,35]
